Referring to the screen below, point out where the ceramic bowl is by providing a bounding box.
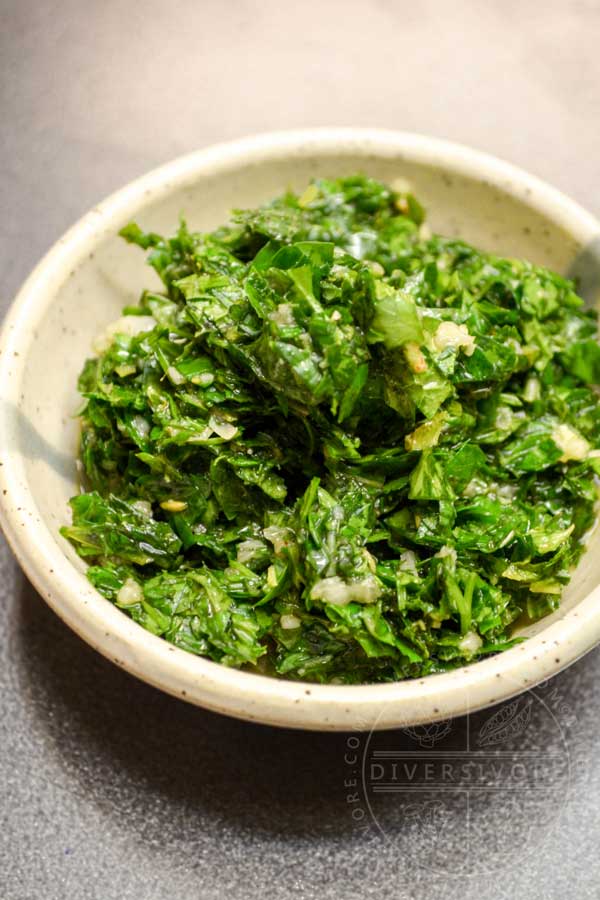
[2,129,600,731]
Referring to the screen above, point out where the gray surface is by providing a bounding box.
[2,1,600,897]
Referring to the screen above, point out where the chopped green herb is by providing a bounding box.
[61,175,600,683]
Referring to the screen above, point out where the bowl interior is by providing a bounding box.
[3,132,600,728]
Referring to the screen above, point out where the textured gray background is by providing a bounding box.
[2,1,600,897]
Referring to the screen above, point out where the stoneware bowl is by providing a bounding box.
[2,129,600,731]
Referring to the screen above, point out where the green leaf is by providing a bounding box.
[368,284,424,348]
[60,173,600,685]
[409,450,454,500]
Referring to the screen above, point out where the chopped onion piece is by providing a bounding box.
[160,499,188,513]
[432,321,475,357]
[310,575,381,606]
[552,424,590,462]
[458,631,482,654]
[208,415,238,440]
[116,578,143,607]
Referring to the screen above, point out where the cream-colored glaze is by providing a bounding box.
[1,129,600,731]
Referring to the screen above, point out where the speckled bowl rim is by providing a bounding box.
[2,128,600,731]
